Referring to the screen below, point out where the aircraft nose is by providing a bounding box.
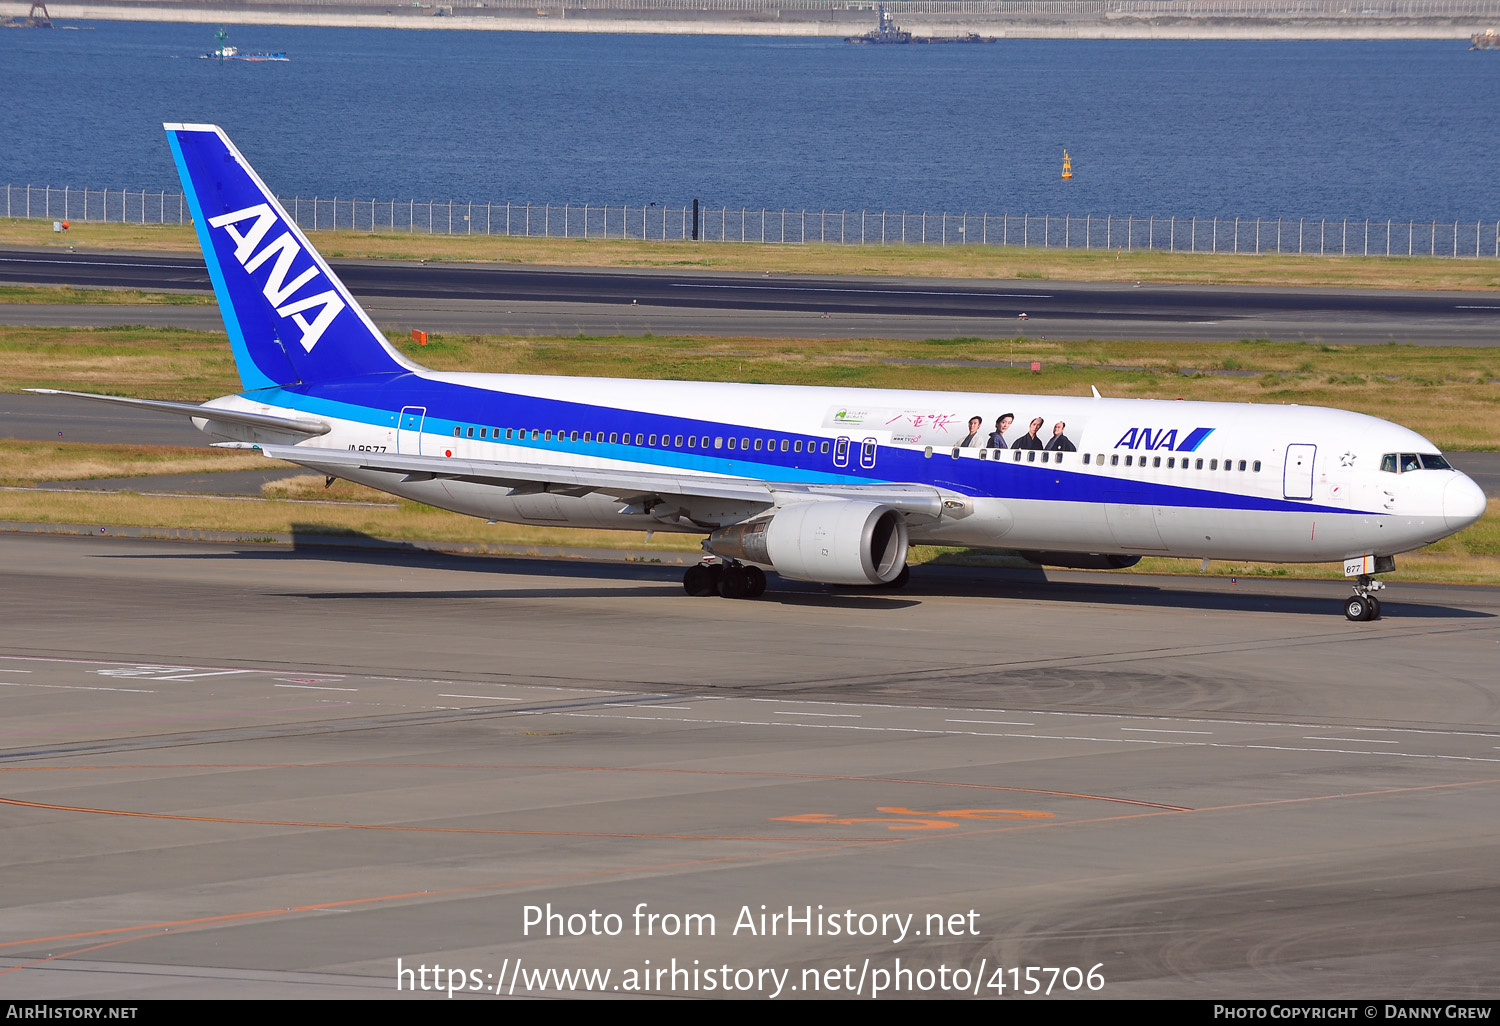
[1444,473,1488,532]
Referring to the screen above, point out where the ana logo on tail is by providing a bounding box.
[207,203,346,353]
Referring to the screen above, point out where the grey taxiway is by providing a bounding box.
[1,532,1498,999]
[3,252,1499,1000]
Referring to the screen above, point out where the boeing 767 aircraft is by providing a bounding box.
[33,125,1489,620]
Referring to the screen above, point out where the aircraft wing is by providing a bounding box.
[256,444,947,523]
[27,389,332,436]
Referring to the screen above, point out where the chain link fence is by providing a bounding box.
[8,184,1499,258]
[191,0,1500,13]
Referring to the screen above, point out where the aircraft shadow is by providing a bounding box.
[88,525,1492,619]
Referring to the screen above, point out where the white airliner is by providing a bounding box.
[34,125,1488,621]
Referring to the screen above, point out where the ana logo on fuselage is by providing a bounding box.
[1114,427,1215,452]
[207,204,346,353]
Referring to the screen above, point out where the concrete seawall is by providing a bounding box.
[3,2,1493,38]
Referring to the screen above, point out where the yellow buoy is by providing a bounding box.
[1061,150,1073,180]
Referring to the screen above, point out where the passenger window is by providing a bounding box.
[648,434,657,446]
[1253,460,1261,472]
[687,436,695,448]
[1210,459,1218,470]
[1167,457,1175,468]
[1055,453,1064,464]
[531,429,540,441]
[570,431,579,442]
[924,446,933,459]
[674,435,684,447]
[634,433,644,445]
[1027,451,1036,463]
[1153,456,1161,468]
[480,428,487,438]
[1014,450,1023,462]
[1124,455,1132,467]
[1238,460,1246,471]
[609,432,618,444]
[1110,454,1119,466]
[820,441,830,454]
[1195,458,1203,470]
[780,439,789,452]
[453,427,461,437]
[505,428,514,440]
[544,430,553,441]
[794,440,803,453]
[754,439,763,451]
[952,447,960,459]
[1083,453,1091,464]
[979,449,988,460]
[727,437,737,450]
[741,437,750,450]
[714,436,723,449]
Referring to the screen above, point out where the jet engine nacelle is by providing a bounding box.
[1018,550,1142,570]
[707,500,909,586]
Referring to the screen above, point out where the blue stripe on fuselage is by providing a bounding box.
[261,374,1362,517]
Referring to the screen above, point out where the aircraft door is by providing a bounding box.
[833,436,850,468]
[860,437,878,469]
[1283,444,1316,499]
[398,406,426,454]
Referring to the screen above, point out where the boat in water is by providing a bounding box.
[846,5,995,44]
[202,28,288,61]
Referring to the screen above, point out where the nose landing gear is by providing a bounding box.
[1344,574,1385,621]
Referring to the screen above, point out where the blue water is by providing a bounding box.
[2,21,1497,219]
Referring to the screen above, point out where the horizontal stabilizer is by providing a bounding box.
[29,389,331,436]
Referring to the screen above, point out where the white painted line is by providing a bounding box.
[439,694,521,702]
[947,719,1036,726]
[774,711,861,718]
[1121,728,1214,735]
[0,682,155,693]
[273,684,358,692]
[1304,736,1399,744]
[672,283,1052,300]
[151,669,259,681]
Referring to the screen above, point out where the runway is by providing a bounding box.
[2,532,1498,998]
[4,247,1500,344]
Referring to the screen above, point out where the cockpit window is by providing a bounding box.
[1383,452,1454,472]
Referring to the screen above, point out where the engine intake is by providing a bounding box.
[708,500,909,586]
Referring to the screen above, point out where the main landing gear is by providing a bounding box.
[1344,574,1385,621]
[683,559,767,599]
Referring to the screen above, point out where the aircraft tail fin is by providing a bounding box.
[164,123,411,391]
